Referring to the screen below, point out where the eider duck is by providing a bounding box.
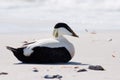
[6,23,79,63]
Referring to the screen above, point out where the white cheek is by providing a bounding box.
[23,48,33,57]
[58,28,72,36]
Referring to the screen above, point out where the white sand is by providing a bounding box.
[0,31,120,80]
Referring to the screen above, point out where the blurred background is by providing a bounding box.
[0,0,120,34]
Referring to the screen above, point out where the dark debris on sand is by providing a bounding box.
[44,74,62,80]
[77,69,87,72]
[0,72,8,75]
[33,67,39,72]
[88,65,105,71]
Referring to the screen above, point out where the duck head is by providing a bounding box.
[53,23,79,38]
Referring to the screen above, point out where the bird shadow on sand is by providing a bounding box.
[14,61,89,66]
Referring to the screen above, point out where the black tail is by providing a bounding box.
[6,46,17,52]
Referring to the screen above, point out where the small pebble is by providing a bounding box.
[74,66,79,69]
[0,72,8,75]
[33,67,39,72]
[108,39,112,42]
[112,55,115,58]
[88,65,105,71]
[44,74,62,79]
[44,75,54,79]
[77,69,87,72]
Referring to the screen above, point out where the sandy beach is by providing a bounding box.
[0,0,120,80]
[0,30,120,80]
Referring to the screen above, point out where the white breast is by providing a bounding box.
[23,36,75,57]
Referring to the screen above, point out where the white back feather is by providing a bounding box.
[23,36,75,57]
